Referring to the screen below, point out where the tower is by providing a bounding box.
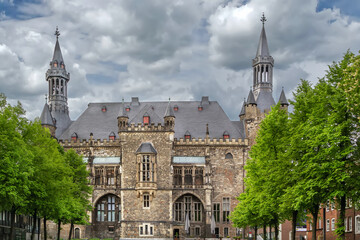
[45,27,72,138]
[164,98,175,131]
[252,13,275,112]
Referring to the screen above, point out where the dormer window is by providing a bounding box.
[198,105,203,111]
[101,106,107,112]
[53,61,58,68]
[126,106,130,112]
[184,131,191,140]
[174,105,178,111]
[71,132,78,141]
[143,113,150,125]
[223,131,230,139]
[109,132,116,141]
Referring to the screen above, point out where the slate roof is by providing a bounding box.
[52,39,64,65]
[59,99,245,140]
[40,103,54,126]
[278,88,289,105]
[256,91,276,112]
[136,143,157,154]
[247,90,256,105]
[256,25,270,58]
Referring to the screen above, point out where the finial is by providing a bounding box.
[261,12,267,25]
[45,94,47,102]
[54,26,60,39]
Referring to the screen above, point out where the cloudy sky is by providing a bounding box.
[0,0,360,121]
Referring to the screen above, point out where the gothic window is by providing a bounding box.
[143,193,150,208]
[173,167,182,186]
[95,168,103,185]
[107,168,115,185]
[331,218,335,231]
[140,155,153,182]
[95,194,120,223]
[108,196,115,222]
[97,202,105,222]
[174,202,182,221]
[222,197,230,223]
[139,223,154,236]
[195,168,203,185]
[326,219,330,231]
[213,203,220,222]
[225,153,233,159]
[56,79,59,94]
[184,168,193,185]
[194,202,202,222]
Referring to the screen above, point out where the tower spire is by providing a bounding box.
[45,27,71,138]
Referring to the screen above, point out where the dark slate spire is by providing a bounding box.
[40,103,54,126]
[239,98,246,116]
[256,13,270,58]
[278,88,289,105]
[247,89,257,105]
[52,27,64,67]
[164,98,175,117]
[118,98,128,117]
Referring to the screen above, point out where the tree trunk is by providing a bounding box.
[263,224,267,240]
[255,225,258,240]
[57,220,61,240]
[68,221,74,240]
[9,206,16,240]
[338,196,346,240]
[38,218,40,240]
[44,216,47,240]
[311,205,319,240]
[291,211,298,240]
[31,209,37,240]
[274,219,279,240]
[269,224,272,240]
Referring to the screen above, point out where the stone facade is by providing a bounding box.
[40,20,289,239]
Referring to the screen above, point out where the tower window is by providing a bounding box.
[102,106,107,112]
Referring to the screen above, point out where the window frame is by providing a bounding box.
[139,223,154,236]
[143,193,150,209]
[222,197,230,223]
[331,218,335,231]
[213,203,220,223]
[326,219,330,232]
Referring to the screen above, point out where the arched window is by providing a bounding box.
[225,153,233,159]
[174,194,204,224]
[74,228,80,239]
[95,194,120,222]
[53,61,58,68]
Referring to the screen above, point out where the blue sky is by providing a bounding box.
[0,0,360,121]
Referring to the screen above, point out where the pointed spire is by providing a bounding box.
[247,89,257,105]
[278,87,289,105]
[118,98,128,117]
[164,98,175,117]
[239,98,246,116]
[40,103,55,126]
[256,13,270,58]
[52,27,64,66]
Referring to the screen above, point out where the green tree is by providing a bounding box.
[0,93,34,239]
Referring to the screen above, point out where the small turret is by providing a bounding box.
[40,99,56,137]
[278,88,289,110]
[164,99,175,131]
[118,98,129,131]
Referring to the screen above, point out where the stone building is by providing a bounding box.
[40,18,289,239]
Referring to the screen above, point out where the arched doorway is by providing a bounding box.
[74,228,80,239]
[173,194,205,238]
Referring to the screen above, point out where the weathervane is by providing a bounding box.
[54,26,60,39]
[260,12,267,25]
